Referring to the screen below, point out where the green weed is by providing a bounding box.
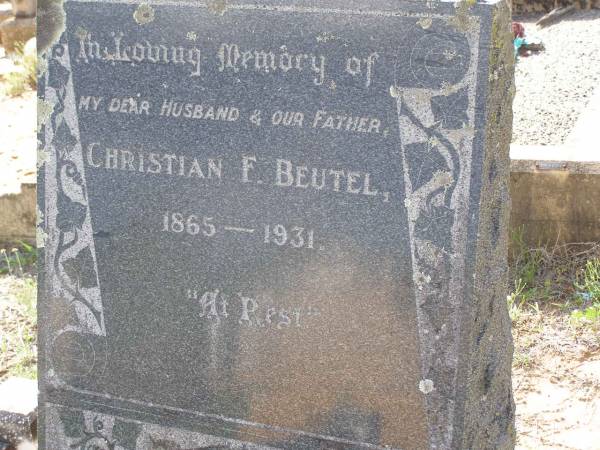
[508,278,528,322]
[513,351,532,369]
[570,304,600,323]
[508,227,600,325]
[570,258,600,328]
[574,258,600,301]
[0,242,37,276]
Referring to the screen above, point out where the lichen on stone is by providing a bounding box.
[133,4,155,25]
[458,1,516,448]
[37,144,49,170]
[417,17,433,30]
[37,98,54,133]
[449,0,477,32]
[207,0,228,15]
[74,26,88,40]
[37,206,47,249]
[419,379,435,394]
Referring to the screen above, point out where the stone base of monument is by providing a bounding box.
[0,378,38,450]
[0,85,37,246]
[0,16,35,53]
[510,146,600,245]
[510,87,600,246]
[9,0,36,19]
[0,184,36,246]
[0,3,13,25]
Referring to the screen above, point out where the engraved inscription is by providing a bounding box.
[77,32,203,76]
[162,212,318,251]
[188,289,321,329]
[162,213,217,237]
[312,110,382,134]
[263,224,315,249]
[218,43,327,86]
[273,158,386,200]
[84,145,391,203]
[86,143,223,180]
[74,32,383,88]
[78,95,386,135]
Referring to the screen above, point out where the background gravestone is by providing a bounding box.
[38,0,516,449]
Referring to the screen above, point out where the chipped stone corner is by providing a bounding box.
[38,0,66,55]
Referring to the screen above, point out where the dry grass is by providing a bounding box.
[509,228,600,324]
[2,44,36,97]
[0,276,37,381]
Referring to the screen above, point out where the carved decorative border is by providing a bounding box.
[41,34,108,386]
[394,12,481,450]
[45,403,280,450]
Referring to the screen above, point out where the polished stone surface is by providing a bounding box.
[38,1,516,448]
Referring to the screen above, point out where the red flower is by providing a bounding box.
[512,22,525,39]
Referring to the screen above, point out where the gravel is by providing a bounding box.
[512,11,600,146]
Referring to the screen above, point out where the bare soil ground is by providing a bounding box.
[513,308,600,449]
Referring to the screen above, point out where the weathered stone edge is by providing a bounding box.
[457,1,516,449]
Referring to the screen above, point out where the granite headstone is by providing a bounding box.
[38,0,516,449]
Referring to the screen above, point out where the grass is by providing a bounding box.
[0,241,37,380]
[571,304,600,323]
[508,233,600,449]
[0,276,37,380]
[509,228,600,310]
[15,277,36,320]
[513,351,533,369]
[2,42,37,97]
[508,227,600,356]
